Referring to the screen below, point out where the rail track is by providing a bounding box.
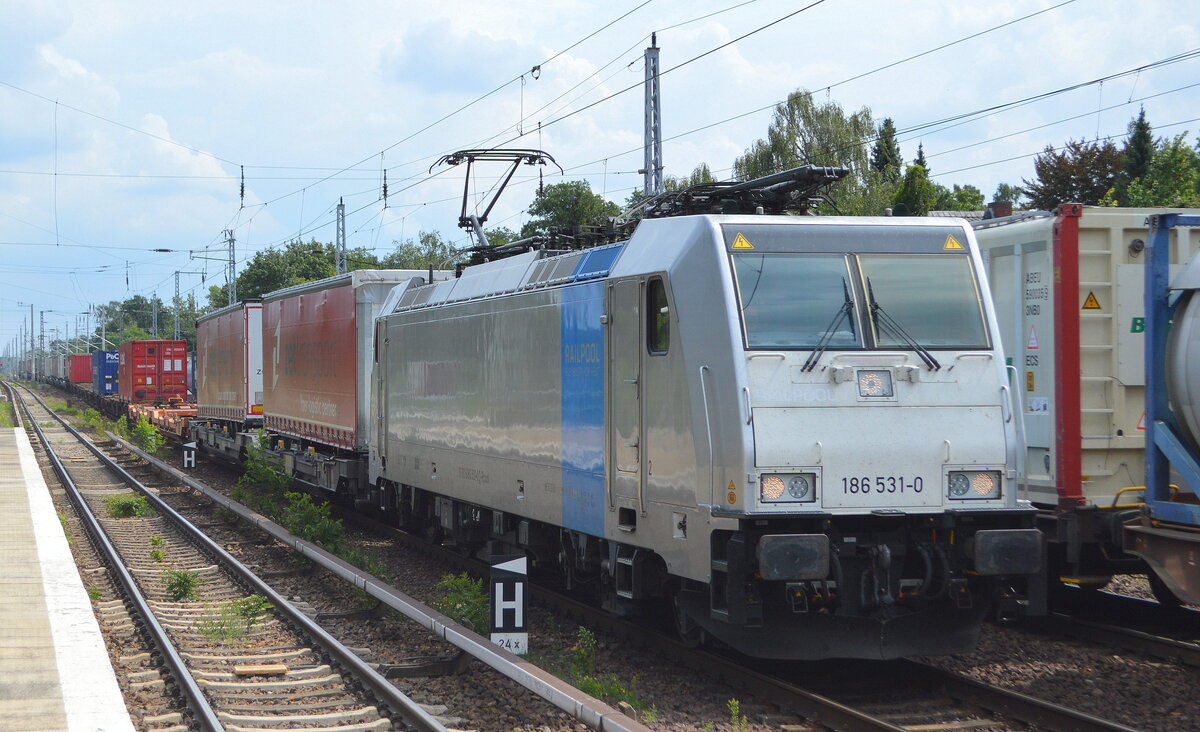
[1034,587,1200,668]
[22,380,1142,731]
[8,382,445,732]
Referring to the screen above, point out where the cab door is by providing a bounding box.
[609,278,643,511]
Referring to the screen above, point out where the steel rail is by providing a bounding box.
[1034,609,1200,668]
[110,431,650,732]
[31,418,449,732]
[19,385,446,732]
[7,383,225,732]
[897,659,1138,732]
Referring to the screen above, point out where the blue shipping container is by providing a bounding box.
[92,350,119,395]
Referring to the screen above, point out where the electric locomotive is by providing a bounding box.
[366,166,1042,660]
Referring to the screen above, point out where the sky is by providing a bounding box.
[1,0,1197,356]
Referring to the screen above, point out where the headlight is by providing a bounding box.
[857,369,894,397]
[760,473,817,503]
[947,471,1000,500]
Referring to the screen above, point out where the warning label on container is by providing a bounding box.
[1026,371,1035,392]
[1082,291,1102,310]
[1137,411,1146,430]
[943,234,964,251]
[1027,397,1048,413]
[1027,326,1039,350]
[732,233,754,249]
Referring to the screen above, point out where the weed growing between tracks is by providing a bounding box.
[197,595,273,641]
[105,494,155,518]
[163,567,204,601]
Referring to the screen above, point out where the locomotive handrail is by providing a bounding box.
[699,365,715,504]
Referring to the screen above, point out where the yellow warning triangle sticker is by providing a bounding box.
[1082,291,1102,310]
[732,233,755,249]
[727,480,736,492]
[943,234,965,250]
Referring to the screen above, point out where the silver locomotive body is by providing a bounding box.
[369,214,1041,659]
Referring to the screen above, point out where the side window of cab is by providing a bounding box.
[647,277,669,355]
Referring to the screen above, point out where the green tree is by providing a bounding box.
[892,164,937,216]
[1121,132,1200,207]
[484,226,519,248]
[1114,107,1155,204]
[1022,139,1121,210]
[935,183,985,211]
[381,231,456,269]
[993,183,1025,206]
[207,239,342,308]
[520,181,620,238]
[731,90,880,214]
[870,118,902,179]
[913,143,927,170]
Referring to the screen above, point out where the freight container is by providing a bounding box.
[974,204,1200,582]
[196,300,263,423]
[118,340,189,404]
[92,351,119,395]
[262,270,448,451]
[69,354,91,384]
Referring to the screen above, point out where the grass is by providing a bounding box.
[57,512,73,546]
[0,399,15,427]
[529,626,649,713]
[104,494,154,518]
[196,595,273,641]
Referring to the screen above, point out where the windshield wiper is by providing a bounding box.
[866,278,941,371]
[801,278,855,372]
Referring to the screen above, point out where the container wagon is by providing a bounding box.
[191,300,264,460]
[246,270,452,492]
[1124,214,1200,605]
[118,340,189,404]
[973,204,1200,597]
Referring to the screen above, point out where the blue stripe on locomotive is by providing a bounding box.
[560,280,606,536]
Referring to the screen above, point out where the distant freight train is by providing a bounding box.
[186,166,1043,660]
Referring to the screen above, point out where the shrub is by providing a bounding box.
[131,416,165,454]
[238,430,291,496]
[116,415,130,439]
[433,573,489,634]
[104,494,154,518]
[281,492,344,550]
[163,568,203,601]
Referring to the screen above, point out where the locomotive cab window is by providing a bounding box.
[647,277,669,354]
[732,253,861,350]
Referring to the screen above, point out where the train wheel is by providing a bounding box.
[673,596,704,648]
[1147,572,1182,607]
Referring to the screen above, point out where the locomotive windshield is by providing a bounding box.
[732,251,989,350]
[733,254,862,349]
[858,254,989,349]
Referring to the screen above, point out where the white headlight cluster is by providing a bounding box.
[760,473,818,503]
[947,471,1001,500]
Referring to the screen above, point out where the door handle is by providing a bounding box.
[624,378,639,384]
